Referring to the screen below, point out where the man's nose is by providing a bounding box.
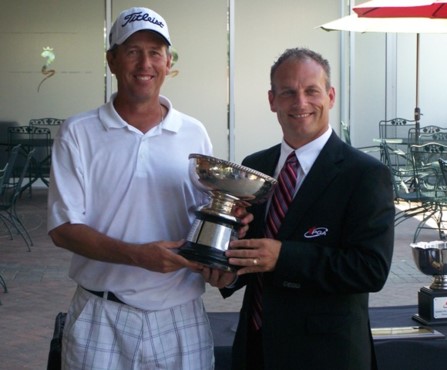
[292,92,306,106]
[138,52,154,67]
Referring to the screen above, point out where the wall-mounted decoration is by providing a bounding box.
[38,46,56,92]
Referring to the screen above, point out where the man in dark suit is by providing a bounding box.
[221,48,395,370]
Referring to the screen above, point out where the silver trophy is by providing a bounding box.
[179,153,277,271]
[411,241,447,325]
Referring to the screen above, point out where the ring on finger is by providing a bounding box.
[253,258,259,265]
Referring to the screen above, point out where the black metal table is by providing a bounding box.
[209,305,447,370]
[1,137,53,190]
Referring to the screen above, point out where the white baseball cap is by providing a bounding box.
[108,7,171,50]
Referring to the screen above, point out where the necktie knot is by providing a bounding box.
[273,152,299,214]
[286,152,298,165]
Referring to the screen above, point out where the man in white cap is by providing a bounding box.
[48,7,246,369]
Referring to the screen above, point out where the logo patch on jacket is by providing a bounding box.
[304,226,328,239]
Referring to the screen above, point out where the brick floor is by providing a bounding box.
[0,189,442,368]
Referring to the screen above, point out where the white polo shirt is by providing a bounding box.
[47,94,213,310]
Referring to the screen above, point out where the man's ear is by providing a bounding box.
[106,51,116,75]
[328,86,336,109]
[165,52,173,75]
[268,90,276,113]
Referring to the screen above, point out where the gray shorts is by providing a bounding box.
[62,286,214,370]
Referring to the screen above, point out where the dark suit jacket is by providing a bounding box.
[222,132,395,370]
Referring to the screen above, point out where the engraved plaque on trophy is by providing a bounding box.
[179,154,277,272]
[411,241,447,325]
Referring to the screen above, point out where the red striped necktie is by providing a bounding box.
[251,152,299,331]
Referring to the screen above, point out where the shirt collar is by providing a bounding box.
[277,126,332,177]
[100,93,179,134]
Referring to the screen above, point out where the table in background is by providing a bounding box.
[2,132,53,189]
[0,121,20,166]
[209,305,447,370]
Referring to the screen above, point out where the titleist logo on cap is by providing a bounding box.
[122,11,165,29]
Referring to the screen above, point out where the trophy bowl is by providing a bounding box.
[179,153,277,271]
[411,241,447,325]
[411,241,447,290]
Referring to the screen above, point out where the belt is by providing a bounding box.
[83,287,126,305]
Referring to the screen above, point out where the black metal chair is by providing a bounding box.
[379,118,416,161]
[0,164,8,195]
[439,158,447,182]
[29,117,63,138]
[379,117,417,140]
[417,125,447,144]
[8,126,33,186]
[30,127,52,187]
[0,144,20,192]
[0,145,20,238]
[0,271,6,304]
[28,118,62,184]
[8,126,51,191]
[408,143,447,242]
[0,149,35,251]
[381,142,432,229]
[0,163,9,303]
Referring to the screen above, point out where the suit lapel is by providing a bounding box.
[277,133,345,239]
[243,145,280,237]
[251,146,280,177]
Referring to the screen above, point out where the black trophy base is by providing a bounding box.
[179,241,235,272]
[412,286,447,326]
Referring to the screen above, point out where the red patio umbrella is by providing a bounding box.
[354,0,447,18]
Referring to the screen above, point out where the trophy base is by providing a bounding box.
[179,241,235,272]
[412,286,447,326]
[179,213,239,272]
[412,314,447,326]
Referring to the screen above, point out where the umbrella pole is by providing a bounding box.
[415,33,421,140]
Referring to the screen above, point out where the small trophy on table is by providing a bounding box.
[411,240,447,325]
